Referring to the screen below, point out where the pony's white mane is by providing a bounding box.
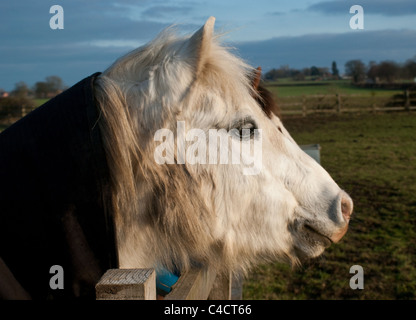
[94,18,266,274]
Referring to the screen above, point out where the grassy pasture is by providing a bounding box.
[34,98,49,107]
[243,112,416,300]
[263,80,409,116]
[266,80,403,98]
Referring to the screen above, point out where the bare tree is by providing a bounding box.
[345,60,367,83]
[377,61,399,83]
[367,61,379,83]
[45,75,64,93]
[12,81,31,98]
[33,81,49,99]
[331,61,340,79]
[403,58,416,79]
[33,76,65,98]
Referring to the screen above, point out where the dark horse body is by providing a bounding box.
[0,73,117,299]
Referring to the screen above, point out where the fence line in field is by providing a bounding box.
[278,90,416,117]
[0,105,37,123]
[2,89,415,124]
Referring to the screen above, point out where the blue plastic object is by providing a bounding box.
[156,268,180,294]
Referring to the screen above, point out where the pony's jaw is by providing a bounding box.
[289,194,352,261]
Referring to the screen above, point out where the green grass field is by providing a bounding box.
[243,112,416,299]
[266,80,402,98]
[34,98,49,107]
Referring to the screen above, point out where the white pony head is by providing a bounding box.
[94,17,353,274]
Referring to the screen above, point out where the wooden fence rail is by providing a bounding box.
[95,268,243,300]
[2,90,415,124]
[0,105,37,126]
[96,269,156,300]
[278,90,416,117]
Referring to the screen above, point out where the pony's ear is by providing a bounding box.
[186,16,215,75]
[252,66,262,90]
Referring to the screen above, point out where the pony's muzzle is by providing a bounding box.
[341,192,353,221]
[330,191,353,243]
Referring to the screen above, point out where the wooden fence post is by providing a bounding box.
[208,272,231,300]
[96,269,156,300]
[302,95,307,117]
[336,93,342,113]
[405,89,410,111]
[371,92,377,113]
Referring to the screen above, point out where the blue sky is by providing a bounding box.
[1,0,415,91]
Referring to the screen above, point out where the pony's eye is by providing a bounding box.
[231,118,258,140]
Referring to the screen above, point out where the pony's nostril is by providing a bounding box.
[341,196,353,220]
